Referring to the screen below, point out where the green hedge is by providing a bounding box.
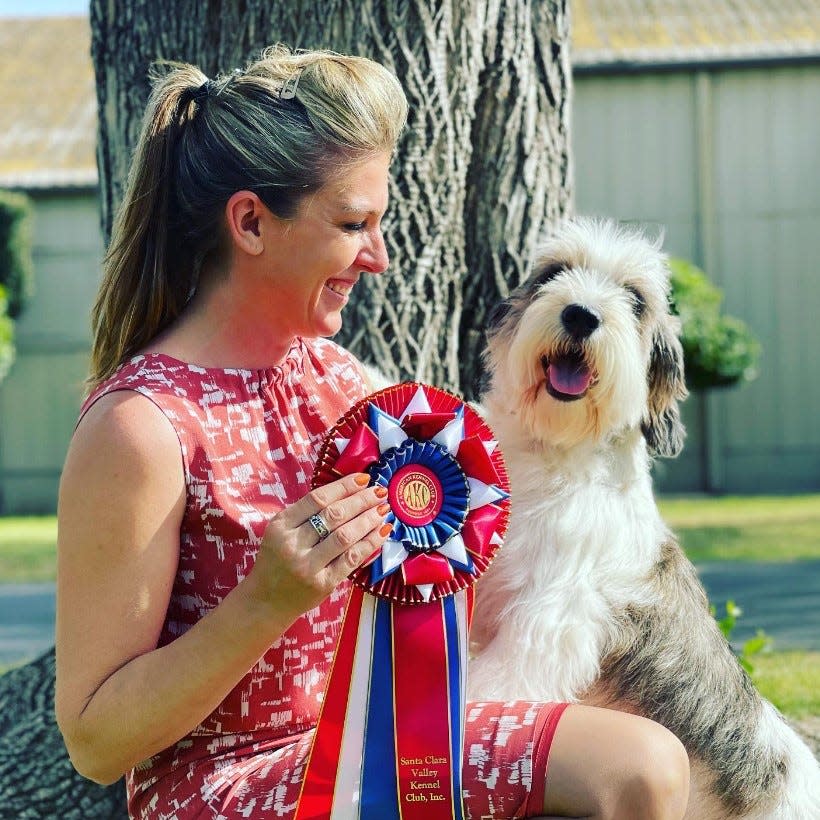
[0,285,13,382]
[0,190,34,384]
[668,257,761,391]
[0,190,34,319]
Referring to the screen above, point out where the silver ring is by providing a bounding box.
[308,513,331,541]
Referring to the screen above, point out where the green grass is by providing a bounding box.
[658,494,820,562]
[0,516,58,583]
[752,651,820,718]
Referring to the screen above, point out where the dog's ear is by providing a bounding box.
[641,322,688,457]
[486,260,566,343]
[485,297,514,340]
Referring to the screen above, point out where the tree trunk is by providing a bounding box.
[462,1,572,393]
[0,649,128,818]
[90,0,571,396]
[0,3,571,817]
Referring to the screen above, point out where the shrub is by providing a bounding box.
[712,599,772,675]
[0,190,34,319]
[0,285,13,383]
[0,190,34,385]
[668,257,761,390]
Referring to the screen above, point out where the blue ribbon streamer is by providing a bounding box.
[360,597,400,818]
[443,595,465,820]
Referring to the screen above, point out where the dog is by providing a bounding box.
[468,218,820,819]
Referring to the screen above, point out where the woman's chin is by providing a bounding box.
[311,312,344,338]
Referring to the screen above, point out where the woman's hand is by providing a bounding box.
[245,473,391,623]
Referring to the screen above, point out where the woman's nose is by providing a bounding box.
[357,229,389,274]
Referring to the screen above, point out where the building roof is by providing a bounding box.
[573,0,820,69]
[0,16,97,189]
[0,7,818,190]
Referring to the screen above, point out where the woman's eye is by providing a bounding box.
[343,221,367,232]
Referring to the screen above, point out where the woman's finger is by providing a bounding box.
[309,502,392,571]
[281,473,371,528]
[323,516,395,581]
[297,484,388,549]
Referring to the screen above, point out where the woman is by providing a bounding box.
[56,46,689,819]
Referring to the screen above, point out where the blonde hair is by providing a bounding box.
[88,45,408,391]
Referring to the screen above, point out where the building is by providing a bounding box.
[0,17,101,513]
[571,0,820,492]
[0,4,818,512]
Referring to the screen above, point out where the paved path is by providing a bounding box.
[0,582,56,666]
[697,560,820,652]
[1,561,819,666]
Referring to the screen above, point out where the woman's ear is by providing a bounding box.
[224,191,265,255]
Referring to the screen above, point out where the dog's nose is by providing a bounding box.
[561,304,601,339]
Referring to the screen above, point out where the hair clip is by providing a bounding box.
[209,68,244,97]
[280,69,303,100]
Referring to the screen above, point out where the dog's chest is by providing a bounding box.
[501,457,663,593]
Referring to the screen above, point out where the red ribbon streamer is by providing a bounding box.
[295,586,366,819]
[392,600,457,818]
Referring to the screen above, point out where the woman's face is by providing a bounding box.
[260,151,391,339]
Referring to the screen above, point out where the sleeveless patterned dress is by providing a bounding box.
[80,337,567,819]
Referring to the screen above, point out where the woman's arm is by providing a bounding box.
[55,391,387,784]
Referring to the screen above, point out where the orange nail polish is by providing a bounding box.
[354,474,370,486]
[377,503,390,516]
[379,522,393,537]
[374,485,388,498]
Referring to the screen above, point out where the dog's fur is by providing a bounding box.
[468,218,820,819]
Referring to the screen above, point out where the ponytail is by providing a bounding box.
[88,64,209,392]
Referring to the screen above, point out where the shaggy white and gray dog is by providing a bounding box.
[468,218,820,819]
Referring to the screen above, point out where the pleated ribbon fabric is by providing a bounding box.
[295,383,510,819]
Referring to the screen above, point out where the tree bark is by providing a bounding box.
[90,0,571,396]
[0,649,127,819]
[462,0,572,393]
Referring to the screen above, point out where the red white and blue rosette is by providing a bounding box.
[295,383,510,820]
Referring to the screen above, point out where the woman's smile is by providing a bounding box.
[324,277,358,300]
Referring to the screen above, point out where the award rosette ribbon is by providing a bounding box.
[295,383,510,820]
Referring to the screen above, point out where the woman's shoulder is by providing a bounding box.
[79,353,201,424]
[305,338,395,394]
[68,387,184,509]
[304,336,359,364]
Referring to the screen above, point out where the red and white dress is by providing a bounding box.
[80,337,568,819]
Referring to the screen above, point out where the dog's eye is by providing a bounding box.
[625,285,646,317]
[530,262,567,289]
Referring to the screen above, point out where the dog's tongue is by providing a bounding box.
[548,358,592,396]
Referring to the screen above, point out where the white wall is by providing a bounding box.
[573,64,820,492]
[0,191,102,513]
